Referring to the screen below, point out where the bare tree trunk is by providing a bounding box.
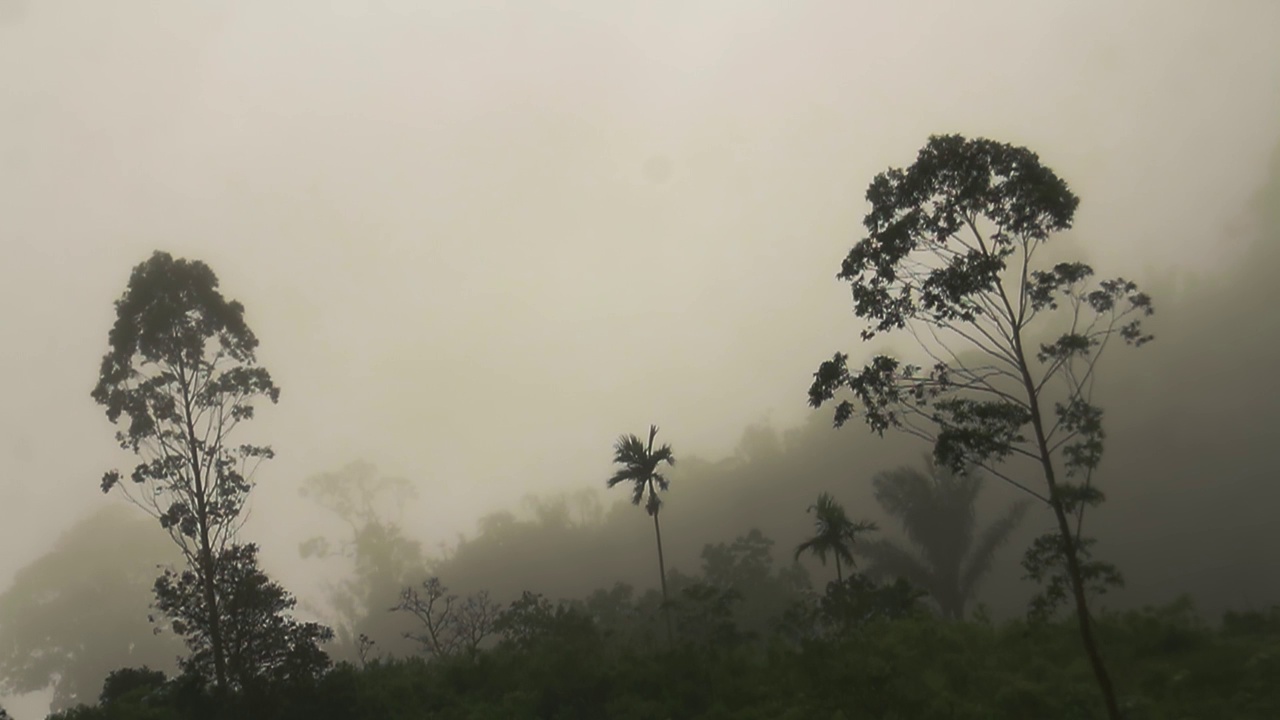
[653,512,673,645]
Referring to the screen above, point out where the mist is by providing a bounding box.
[2,2,1279,718]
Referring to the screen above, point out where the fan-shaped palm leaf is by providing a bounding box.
[959,497,1033,601]
[858,455,1029,619]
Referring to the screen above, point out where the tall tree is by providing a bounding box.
[92,251,281,692]
[856,456,1031,620]
[808,134,1154,720]
[607,425,676,643]
[793,492,876,584]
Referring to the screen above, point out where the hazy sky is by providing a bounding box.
[2,0,1279,590]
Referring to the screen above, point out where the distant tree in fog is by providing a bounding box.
[0,506,181,711]
[808,134,1155,720]
[857,456,1031,620]
[794,492,877,584]
[607,424,677,644]
[298,460,425,659]
[701,528,811,638]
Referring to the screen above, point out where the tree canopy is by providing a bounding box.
[91,251,306,693]
[808,134,1156,719]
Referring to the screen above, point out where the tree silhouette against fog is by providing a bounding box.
[856,456,1031,620]
[607,425,676,644]
[91,251,324,693]
[793,492,877,584]
[809,134,1155,720]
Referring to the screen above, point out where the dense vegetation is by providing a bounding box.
[38,557,1280,720]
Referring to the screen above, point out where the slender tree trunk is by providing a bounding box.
[834,555,844,584]
[179,364,228,693]
[652,511,673,645]
[1013,336,1122,720]
[195,522,228,693]
[1048,497,1120,718]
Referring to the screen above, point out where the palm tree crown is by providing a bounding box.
[856,455,1031,620]
[607,425,675,516]
[794,492,877,584]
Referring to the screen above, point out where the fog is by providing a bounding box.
[2,2,1279,716]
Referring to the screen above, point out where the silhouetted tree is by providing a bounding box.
[0,507,182,711]
[153,543,333,692]
[607,425,677,643]
[392,578,502,661]
[857,456,1031,620]
[92,251,280,692]
[98,667,167,706]
[794,492,876,584]
[809,134,1154,719]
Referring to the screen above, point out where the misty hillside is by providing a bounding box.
[394,141,1280,622]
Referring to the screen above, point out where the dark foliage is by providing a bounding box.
[152,543,333,692]
[46,587,1280,720]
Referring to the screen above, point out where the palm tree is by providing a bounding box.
[794,492,878,584]
[856,455,1032,620]
[607,424,676,643]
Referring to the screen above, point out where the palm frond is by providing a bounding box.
[959,498,1033,599]
[795,493,871,573]
[649,445,675,467]
[606,427,675,512]
[873,460,980,581]
[794,537,828,564]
